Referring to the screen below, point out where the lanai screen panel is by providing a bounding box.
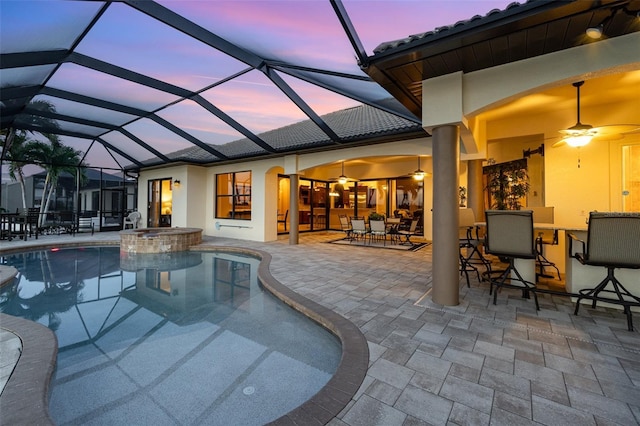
[201,70,309,136]
[157,100,247,146]
[74,2,249,92]
[46,64,181,112]
[0,1,102,53]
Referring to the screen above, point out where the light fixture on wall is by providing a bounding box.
[523,145,545,158]
[412,156,426,181]
[173,179,181,187]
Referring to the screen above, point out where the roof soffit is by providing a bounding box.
[364,0,640,117]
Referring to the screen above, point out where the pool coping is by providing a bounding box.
[0,313,58,425]
[0,242,368,425]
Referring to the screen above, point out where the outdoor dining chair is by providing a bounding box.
[369,219,387,245]
[397,219,419,246]
[569,212,640,331]
[339,214,353,241]
[350,218,368,243]
[277,210,288,231]
[459,208,491,287]
[124,211,142,229]
[18,208,40,240]
[386,217,401,244]
[77,213,95,235]
[484,210,539,309]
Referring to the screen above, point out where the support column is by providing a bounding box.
[432,125,460,306]
[468,159,484,220]
[289,174,299,245]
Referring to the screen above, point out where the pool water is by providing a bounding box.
[1,247,341,425]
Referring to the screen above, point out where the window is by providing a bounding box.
[216,171,252,220]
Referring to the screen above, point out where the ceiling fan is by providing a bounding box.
[399,156,430,181]
[410,156,428,181]
[328,161,358,185]
[552,81,640,148]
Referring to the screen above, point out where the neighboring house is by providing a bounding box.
[1,168,136,230]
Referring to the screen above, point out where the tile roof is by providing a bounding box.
[372,1,528,54]
[141,102,425,167]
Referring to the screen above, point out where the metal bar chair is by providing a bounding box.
[459,208,491,287]
[570,212,640,331]
[484,210,539,309]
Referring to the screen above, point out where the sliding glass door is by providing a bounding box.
[148,178,173,227]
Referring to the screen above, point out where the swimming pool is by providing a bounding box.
[1,246,342,425]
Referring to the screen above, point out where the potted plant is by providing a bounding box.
[485,161,530,210]
[368,212,385,222]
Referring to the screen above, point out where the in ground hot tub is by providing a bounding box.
[120,227,202,254]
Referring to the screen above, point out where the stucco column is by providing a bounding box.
[468,159,484,221]
[432,125,460,306]
[289,174,299,245]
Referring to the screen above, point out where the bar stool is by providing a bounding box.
[530,206,561,280]
[459,208,491,287]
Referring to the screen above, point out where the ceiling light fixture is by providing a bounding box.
[586,25,603,39]
[584,6,637,40]
[553,80,640,150]
[412,156,426,181]
[337,162,349,185]
[560,81,595,147]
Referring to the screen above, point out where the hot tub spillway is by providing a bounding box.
[120,227,203,254]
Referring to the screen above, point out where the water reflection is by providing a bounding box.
[1,247,341,425]
[1,247,122,331]
[0,248,338,364]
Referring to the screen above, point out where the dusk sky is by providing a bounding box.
[2,0,514,174]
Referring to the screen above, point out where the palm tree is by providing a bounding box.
[30,139,87,226]
[1,100,60,211]
[3,131,40,209]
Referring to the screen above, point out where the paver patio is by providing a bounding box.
[1,231,639,425]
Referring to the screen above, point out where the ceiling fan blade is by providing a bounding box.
[591,134,623,142]
[552,138,568,148]
[592,124,640,135]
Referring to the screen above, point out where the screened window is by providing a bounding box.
[216,171,252,220]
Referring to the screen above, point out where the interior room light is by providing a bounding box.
[329,191,340,197]
[586,25,603,39]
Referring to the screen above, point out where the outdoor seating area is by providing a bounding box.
[459,209,640,332]
[2,210,79,239]
[0,210,128,242]
[337,215,420,247]
[1,230,639,425]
